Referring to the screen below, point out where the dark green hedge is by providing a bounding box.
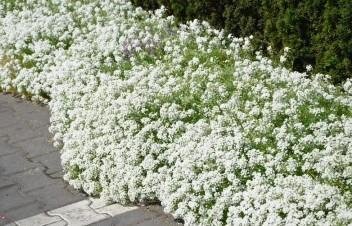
[131,0,352,84]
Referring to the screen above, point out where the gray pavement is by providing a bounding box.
[0,94,181,226]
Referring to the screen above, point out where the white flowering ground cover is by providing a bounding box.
[1,0,352,225]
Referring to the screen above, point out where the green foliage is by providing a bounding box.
[131,0,352,84]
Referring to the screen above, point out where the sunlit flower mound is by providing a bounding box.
[1,0,352,225]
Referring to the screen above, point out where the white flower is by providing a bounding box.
[280,55,287,63]
[1,1,351,225]
[305,64,312,72]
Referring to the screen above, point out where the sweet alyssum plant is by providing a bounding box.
[1,0,352,225]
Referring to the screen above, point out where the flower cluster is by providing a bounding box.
[1,0,352,225]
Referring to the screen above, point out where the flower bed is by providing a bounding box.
[1,0,352,225]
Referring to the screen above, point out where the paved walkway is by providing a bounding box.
[0,94,181,226]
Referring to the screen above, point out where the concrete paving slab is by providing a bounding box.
[0,153,39,175]
[13,136,56,158]
[0,213,16,226]
[15,213,62,226]
[0,115,16,128]
[4,202,44,223]
[11,167,60,192]
[16,114,49,131]
[25,182,85,211]
[45,220,68,226]
[0,186,37,212]
[89,197,108,209]
[7,128,42,144]
[47,170,64,178]
[0,141,22,157]
[89,207,163,226]
[0,175,15,189]
[48,200,107,226]
[95,203,138,217]
[31,151,62,174]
